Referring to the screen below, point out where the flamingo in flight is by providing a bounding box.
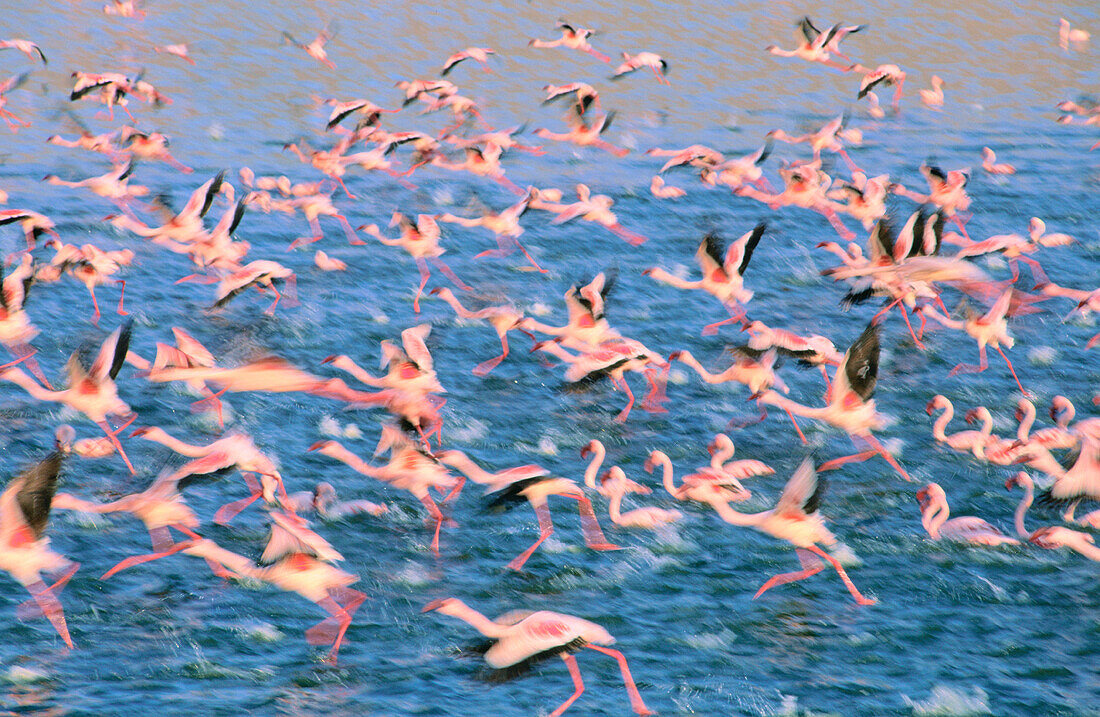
[612,52,670,84]
[0,320,137,473]
[441,47,495,75]
[757,322,913,482]
[0,433,79,648]
[766,18,859,71]
[915,483,1018,546]
[476,463,619,571]
[711,457,877,605]
[529,22,610,62]
[429,287,536,376]
[423,598,653,716]
[281,29,336,69]
[643,222,767,334]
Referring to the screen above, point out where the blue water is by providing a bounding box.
[1,1,1098,715]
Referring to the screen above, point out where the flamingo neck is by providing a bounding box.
[441,601,508,639]
[710,500,767,527]
[654,453,678,496]
[1013,481,1033,539]
[1055,400,1075,428]
[709,442,735,472]
[583,445,605,489]
[608,490,624,522]
[1,367,61,403]
[923,497,948,539]
[441,451,494,484]
[931,402,953,442]
[142,429,207,457]
[1016,403,1036,443]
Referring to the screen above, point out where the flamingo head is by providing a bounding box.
[130,426,155,438]
[927,396,947,415]
[1004,471,1031,491]
[422,597,461,614]
[579,440,597,458]
[307,440,336,453]
[55,424,76,453]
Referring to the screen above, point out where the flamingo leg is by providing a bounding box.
[702,315,743,336]
[213,472,264,524]
[897,302,926,349]
[419,493,445,556]
[332,175,356,199]
[862,433,913,482]
[569,495,620,551]
[613,374,636,423]
[1016,255,1049,287]
[585,645,654,716]
[817,449,878,472]
[100,540,197,579]
[807,544,876,605]
[608,223,647,246]
[21,579,74,648]
[97,418,136,475]
[639,367,669,413]
[191,387,227,427]
[428,257,472,291]
[473,331,508,376]
[549,653,585,717]
[872,297,902,325]
[87,285,102,325]
[782,405,808,444]
[442,474,465,503]
[753,548,825,599]
[511,235,547,272]
[995,345,1030,397]
[507,502,554,570]
[115,279,128,315]
[949,344,989,377]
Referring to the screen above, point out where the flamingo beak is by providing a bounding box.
[130,426,150,437]
[321,355,338,364]
[925,400,936,415]
[307,441,329,452]
[421,599,448,613]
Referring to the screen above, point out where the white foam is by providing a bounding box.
[903,685,992,715]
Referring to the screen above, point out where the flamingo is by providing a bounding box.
[52,467,204,560]
[309,434,457,555]
[643,223,766,333]
[547,184,646,245]
[360,212,471,313]
[0,435,79,648]
[0,207,59,249]
[915,483,1018,546]
[429,287,536,375]
[600,467,682,528]
[1006,472,1100,561]
[38,239,132,324]
[423,598,652,716]
[854,64,906,110]
[767,115,861,172]
[441,47,495,75]
[0,39,47,65]
[612,52,670,84]
[926,395,998,454]
[579,439,649,496]
[542,82,602,115]
[0,320,137,473]
[535,113,630,158]
[644,449,752,511]
[757,322,913,481]
[710,457,876,605]
[285,482,388,520]
[981,147,1015,175]
[436,193,545,271]
[529,22,610,62]
[106,512,366,663]
[281,30,336,69]
[1059,18,1091,50]
[650,176,686,198]
[919,76,945,109]
[153,43,195,64]
[706,434,776,480]
[921,289,1029,396]
[1035,434,1100,522]
[766,18,855,71]
[129,425,287,522]
[478,466,619,571]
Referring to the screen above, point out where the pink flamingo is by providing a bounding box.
[429,287,536,375]
[915,483,1018,545]
[981,147,1014,175]
[926,395,997,454]
[423,598,653,716]
[855,64,907,110]
[281,30,336,69]
[643,223,766,333]
[644,449,752,510]
[0,321,137,473]
[758,322,913,481]
[710,457,877,605]
[480,468,619,571]
[535,113,629,158]
[0,437,79,648]
[706,434,776,480]
[921,289,1029,395]
[766,18,857,71]
[441,47,495,75]
[547,184,647,245]
[529,22,610,62]
[1006,472,1100,561]
[360,212,471,313]
[602,467,682,528]
[612,52,670,84]
[579,439,650,496]
[0,39,47,65]
[436,193,545,271]
[309,435,457,555]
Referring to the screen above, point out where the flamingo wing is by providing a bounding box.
[834,321,879,404]
[773,457,823,517]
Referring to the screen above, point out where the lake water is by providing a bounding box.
[1,1,1098,715]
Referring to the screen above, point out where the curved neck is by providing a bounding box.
[709,441,735,472]
[1013,480,1033,539]
[436,290,472,318]
[583,444,605,489]
[931,402,953,442]
[710,500,767,527]
[1016,402,1036,443]
[608,489,624,522]
[1054,399,1075,428]
[652,452,678,496]
[922,496,948,539]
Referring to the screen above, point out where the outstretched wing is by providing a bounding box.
[835,322,879,404]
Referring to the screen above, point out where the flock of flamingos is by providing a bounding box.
[0,6,1098,715]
